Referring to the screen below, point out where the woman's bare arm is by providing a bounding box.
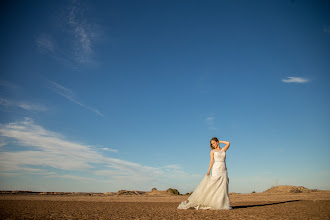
[206,151,214,176]
[219,140,230,152]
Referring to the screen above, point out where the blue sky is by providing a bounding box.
[0,0,329,194]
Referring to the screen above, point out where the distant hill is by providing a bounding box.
[263,185,319,193]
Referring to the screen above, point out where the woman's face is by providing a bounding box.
[211,140,219,148]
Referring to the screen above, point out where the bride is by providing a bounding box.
[177,137,232,210]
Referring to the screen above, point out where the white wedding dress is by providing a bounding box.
[177,148,232,210]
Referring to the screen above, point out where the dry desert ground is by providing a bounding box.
[0,186,329,219]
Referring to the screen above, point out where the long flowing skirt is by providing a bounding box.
[177,171,232,210]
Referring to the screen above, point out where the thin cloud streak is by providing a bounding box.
[0,80,18,88]
[205,115,216,130]
[101,147,118,152]
[0,97,47,112]
[281,77,310,83]
[48,80,104,117]
[36,33,55,53]
[45,174,95,182]
[36,34,78,68]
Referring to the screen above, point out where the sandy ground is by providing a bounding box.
[1,191,329,219]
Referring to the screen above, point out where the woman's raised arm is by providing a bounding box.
[219,140,230,152]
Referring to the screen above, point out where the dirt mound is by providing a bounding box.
[116,188,181,196]
[116,190,146,196]
[263,185,312,193]
[103,192,116,196]
[145,188,180,196]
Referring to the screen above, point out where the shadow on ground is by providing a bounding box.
[232,200,301,209]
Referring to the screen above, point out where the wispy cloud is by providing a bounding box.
[323,25,330,34]
[48,80,104,117]
[205,115,216,130]
[0,80,47,112]
[0,118,196,191]
[45,174,95,182]
[68,1,93,64]
[101,147,118,152]
[0,97,47,112]
[36,33,55,53]
[36,1,101,66]
[0,80,18,88]
[0,143,7,148]
[281,77,310,83]
[36,33,78,68]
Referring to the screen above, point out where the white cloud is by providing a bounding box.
[0,118,195,191]
[18,103,47,111]
[205,116,216,130]
[0,81,47,112]
[281,77,310,83]
[101,147,118,152]
[0,97,47,112]
[0,142,7,147]
[48,80,104,117]
[45,174,95,182]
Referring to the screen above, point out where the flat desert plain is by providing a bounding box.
[1,190,329,219]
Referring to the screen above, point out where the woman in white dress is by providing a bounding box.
[177,137,232,210]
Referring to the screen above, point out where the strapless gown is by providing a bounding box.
[177,148,232,210]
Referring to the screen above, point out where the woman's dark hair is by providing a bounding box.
[210,137,219,149]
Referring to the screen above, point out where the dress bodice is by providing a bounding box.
[212,148,226,162]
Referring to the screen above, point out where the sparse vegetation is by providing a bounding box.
[166,188,180,195]
[184,191,193,196]
[117,190,145,196]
